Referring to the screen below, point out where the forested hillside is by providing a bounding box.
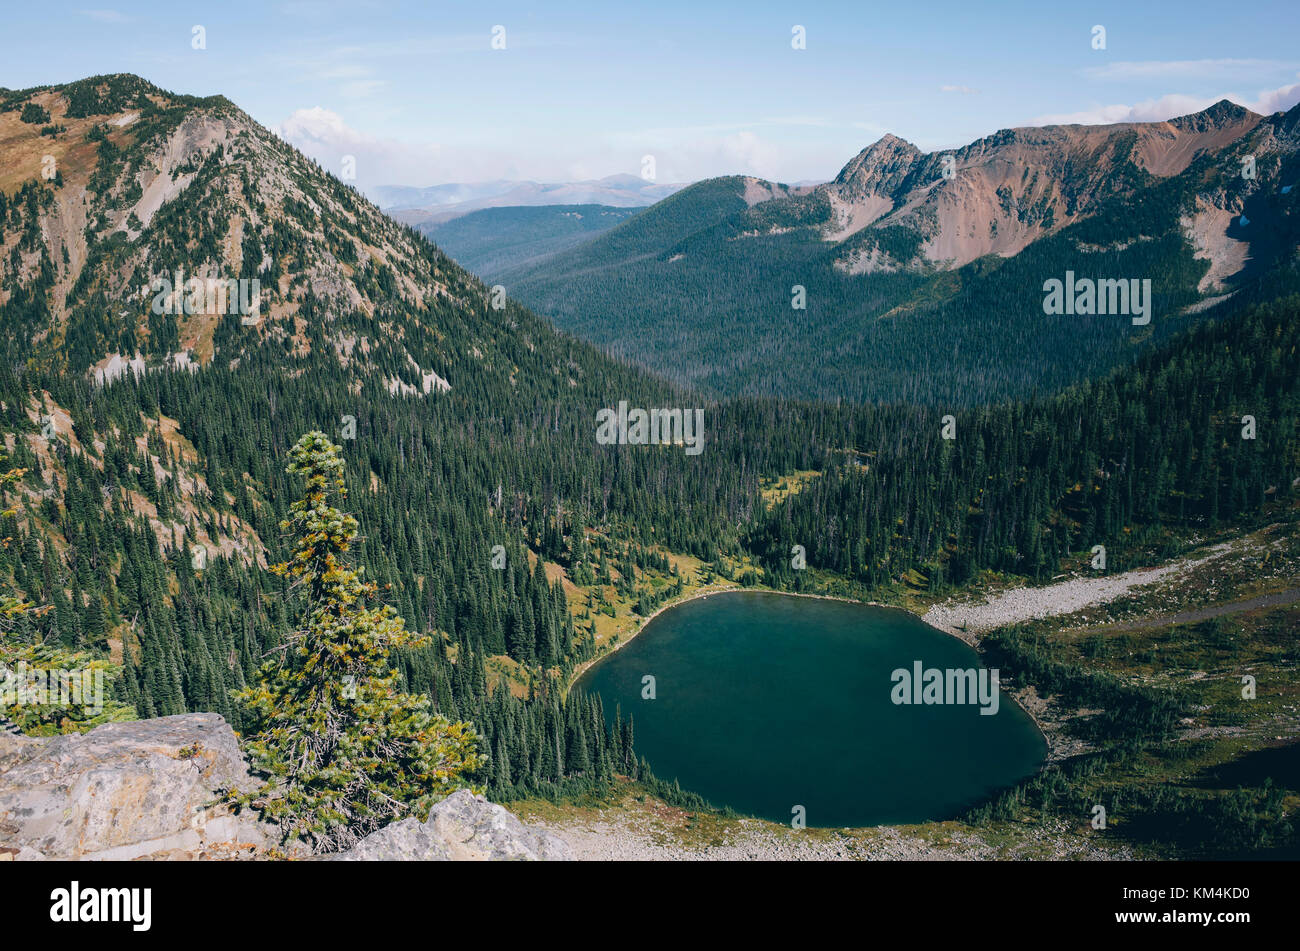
[0,75,819,803]
[422,204,640,276]
[495,102,1300,405]
[749,290,1300,589]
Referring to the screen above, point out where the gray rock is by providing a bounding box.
[0,714,571,861]
[329,817,450,861]
[330,789,572,861]
[0,713,271,860]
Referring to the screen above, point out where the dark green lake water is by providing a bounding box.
[576,591,1046,828]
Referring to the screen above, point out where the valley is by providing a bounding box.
[417,203,641,275]
[0,70,1296,867]
[464,102,1299,406]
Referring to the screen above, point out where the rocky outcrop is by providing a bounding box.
[0,845,46,861]
[0,713,272,860]
[0,713,572,861]
[328,789,572,861]
[822,99,1269,271]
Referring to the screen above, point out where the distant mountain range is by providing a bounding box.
[483,100,1300,405]
[375,174,687,227]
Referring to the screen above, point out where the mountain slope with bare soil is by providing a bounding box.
[492,100,1300,405]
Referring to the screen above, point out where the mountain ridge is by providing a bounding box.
[0,71,591,400]
[485,99,1298,404]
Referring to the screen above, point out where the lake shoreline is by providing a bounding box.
[763,592,1062,760]
[565,582,742,694]
[567,585,899,693]
[567,583,1059,763]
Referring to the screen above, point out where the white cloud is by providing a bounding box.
[716,131,782,176]
[275,107,444,190]
[941,85,980,94]
[277,106,356,145]
[276,107,637,191]
[606,125,848,184]
[1253,82,1300,115]
[1028,81,1300,126]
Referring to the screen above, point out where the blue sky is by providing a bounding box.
[5,1,1299,194]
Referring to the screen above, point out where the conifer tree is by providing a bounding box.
[234,432,482,853]
[0,447,132,734]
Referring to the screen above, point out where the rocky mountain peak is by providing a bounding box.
[0,74,509,397]
[1173,98,1258,129]
[832,133,923,194]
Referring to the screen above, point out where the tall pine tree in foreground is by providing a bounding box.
[235,432,481,853]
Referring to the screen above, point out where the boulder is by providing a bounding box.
[0,714,571,861]
[0,713,271,860]
[329,789,572,861]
